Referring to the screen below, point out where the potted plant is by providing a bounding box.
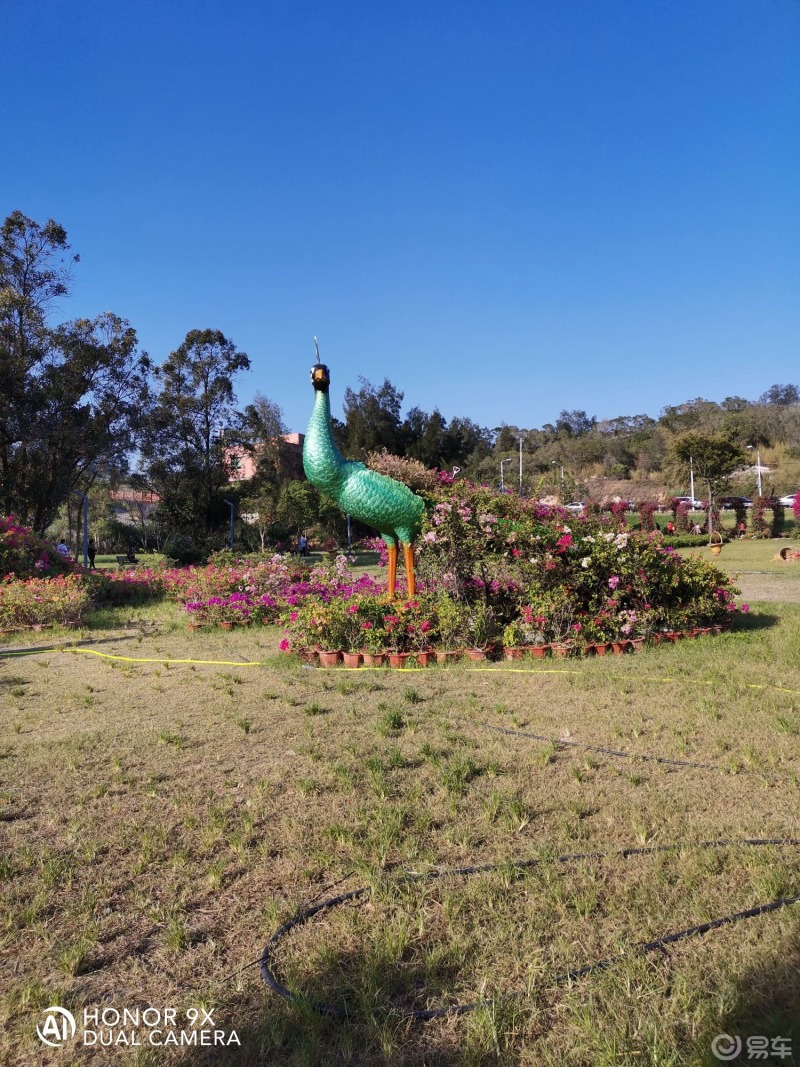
[502,618,526,660]
[465,602,499,660]
[434,596,468,663]
[405,599,437,666]
[360,619,388,667]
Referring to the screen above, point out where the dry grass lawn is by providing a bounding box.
[2,569,800,1065]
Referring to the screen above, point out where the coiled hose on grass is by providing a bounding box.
[260,837,800,1020]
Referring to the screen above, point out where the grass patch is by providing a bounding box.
[1,595,800,1063]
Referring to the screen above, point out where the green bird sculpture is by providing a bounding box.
[303,359,426,599]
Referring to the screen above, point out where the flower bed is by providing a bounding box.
[0,574,91,629]
[1,515,77,579]
[279,482,745,663]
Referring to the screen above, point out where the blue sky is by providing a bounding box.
[3,0,798,434]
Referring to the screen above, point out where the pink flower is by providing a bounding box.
[279,638,289,651]
[608,576,620,590]
[740,603,750,613]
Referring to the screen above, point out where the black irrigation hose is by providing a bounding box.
[260,838,800,1020]
[478,721,742,774]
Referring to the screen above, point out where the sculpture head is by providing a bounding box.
[311,363,330,392]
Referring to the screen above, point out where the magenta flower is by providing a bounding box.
[608,576,620,590]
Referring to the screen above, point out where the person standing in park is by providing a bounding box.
[87,538,97,568]
[56,539,69,557]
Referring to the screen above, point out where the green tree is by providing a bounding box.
[670,433,745,504]
[405,407,447,468]
[241,485,279,551]
[759,383,800,406]
[0,211,151,532]
[277,480,319,537]
[241,392,290,487]
[341,377,405,457]
[139,329,250,537]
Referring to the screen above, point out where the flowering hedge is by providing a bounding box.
[281,482,745,653]
[0,574,90,628]
[1,516,77,579]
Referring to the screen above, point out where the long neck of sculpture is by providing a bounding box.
[306,388,348,490]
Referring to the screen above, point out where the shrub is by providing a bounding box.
[163,535,206,565]
[0,516,77,579]
[0,574,90,628]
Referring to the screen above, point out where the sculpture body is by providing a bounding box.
[303,362,425,597]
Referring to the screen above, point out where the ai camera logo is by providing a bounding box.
[36,1006,76,1048]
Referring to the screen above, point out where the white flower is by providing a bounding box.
[582,535,596,544]
[614,533,629,549]
[562,525,571,534]
[581,557,591,569]
[603,532,615,543]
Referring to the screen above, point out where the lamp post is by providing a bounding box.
[72,490,89,569]
[747,445,763,496]
[689,455,695,508]
[223,499,235,550]
[500,458,513,492]
[517,434,524,493]
[551,461,564,500]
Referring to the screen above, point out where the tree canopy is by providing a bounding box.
[0,211,151,532]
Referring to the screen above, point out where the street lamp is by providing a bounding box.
[689,455,695,508]
[551,461,564,499]
[517,433,524,493]
[500,457,513,492]
[72,490,89,569]
[747,445,763,497]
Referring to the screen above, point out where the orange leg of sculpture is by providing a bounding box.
[403,543,416,598]
[387,543,398,600]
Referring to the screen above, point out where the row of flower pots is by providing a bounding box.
[285,627,726,667]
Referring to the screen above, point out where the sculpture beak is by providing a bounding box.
[311,363,330,386]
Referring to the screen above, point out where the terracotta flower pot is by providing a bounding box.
[666,632,683,643]
[630,637,645,652]
[610,640,628,654]
[387,652,410,668]
[361,652,386,667]
[187,623,201,633]
[530,645,548,658]
[342,652,362,668]
[551,644,573,657]
[299,648,318,664]
[466,648,487,661]
[219,621,233,631]
[318,650,342,667]
[593,642,608,656]
[412,651,433,667]
[435,650,462,664]
[504,647,524,660]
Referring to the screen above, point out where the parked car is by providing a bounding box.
[719,496,753,509]
[673,496,706,510]
[779,493,797,507]
[564,501,586,512]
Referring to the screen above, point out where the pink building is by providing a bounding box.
[226,434,305,482]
